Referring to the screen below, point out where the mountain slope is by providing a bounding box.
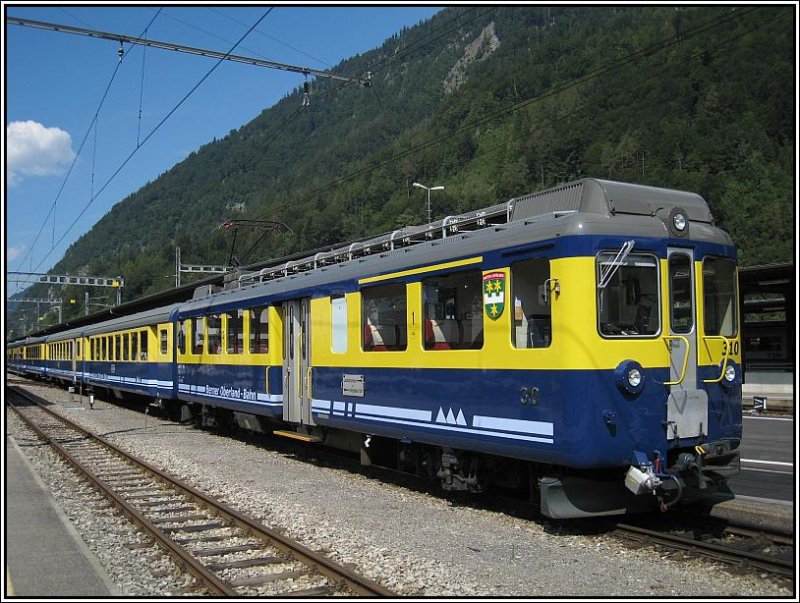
[16,6,795,326]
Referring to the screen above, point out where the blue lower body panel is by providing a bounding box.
[308,365,741,469]
[84,361,175,400]
[176,363,283,418]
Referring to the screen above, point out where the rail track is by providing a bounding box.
[7,385,394,597]
[612,522,794,584]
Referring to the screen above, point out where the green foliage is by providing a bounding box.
[10,6,794,333]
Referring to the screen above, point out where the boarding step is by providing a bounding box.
[272,430,321,443]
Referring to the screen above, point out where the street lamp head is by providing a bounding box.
[412,181,444,223]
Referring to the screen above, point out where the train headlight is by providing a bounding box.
[615,360,645,397]
[724,365,736,382]
[627,368,642,388]
[666,207,689,237]
[720,360,739,389]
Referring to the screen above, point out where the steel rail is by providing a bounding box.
[8,385,394,596]
[614,522,794,578]
[8,389,237,595]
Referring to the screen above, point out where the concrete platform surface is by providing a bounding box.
[697,493,795,534]
[5,435,119,597]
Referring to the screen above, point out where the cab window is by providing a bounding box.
[703,257,738,337]
[597,252,660,337]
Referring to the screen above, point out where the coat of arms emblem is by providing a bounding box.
[483,272,506,319]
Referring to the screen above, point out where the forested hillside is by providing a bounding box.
[13,6,795,327]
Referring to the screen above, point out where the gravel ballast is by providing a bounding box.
[6,383,792,597]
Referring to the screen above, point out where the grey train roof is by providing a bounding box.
[41,304,182,340]
[79,304,181,337]
[510,178,713,222]
[180,178,730,313]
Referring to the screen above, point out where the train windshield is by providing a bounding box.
[597,252,660,337]
[702,257,738,337]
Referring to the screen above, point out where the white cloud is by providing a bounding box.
[7,120,75,186]
[7,243,26,261]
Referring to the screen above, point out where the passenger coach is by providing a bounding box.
[7,179,742,518]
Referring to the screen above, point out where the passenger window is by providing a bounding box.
[362,284,407,351]
[114,335,121,361]
[331,296,348,353]
[207,314,222,354]
[132,331,138,362]
[193,318,204,354]
[597,252,660,337]
[511,259,552,348]
[226,310,244,354]
[422,270,483,350]
[249,307,269,354]
[140,331,148,361]
[178,321,187,355]
[160,329,168,355]
[123,333,130,361]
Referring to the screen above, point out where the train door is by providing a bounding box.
[71,340,78,382]
[665,248,707,440]
[282,299,314,426]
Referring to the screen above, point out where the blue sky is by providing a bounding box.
[4,3,441,295]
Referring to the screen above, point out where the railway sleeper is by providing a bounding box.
[193,544,264,557]
[227,568,311,588]
[204,556,285,572]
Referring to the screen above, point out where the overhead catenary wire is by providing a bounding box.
[8,15,371,86]
[14,8,164,275]
[30,9,274,274]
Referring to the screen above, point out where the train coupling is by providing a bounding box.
[624,464,662,496]
[623,450,662,496]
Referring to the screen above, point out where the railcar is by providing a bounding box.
[7,179,742,518]
[78,305,179,402]
[44,329,82,386]
[8,336,47,378]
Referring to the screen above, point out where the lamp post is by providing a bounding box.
[412,182,445,224]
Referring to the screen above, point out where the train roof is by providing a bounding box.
[178,178,726,314]
[78,304,181,337]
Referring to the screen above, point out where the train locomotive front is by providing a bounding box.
[504,180,743,517]
[294,178,743,518]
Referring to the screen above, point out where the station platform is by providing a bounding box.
[695,494,794,534]
[742,383,794,413]
[4,435,119,597]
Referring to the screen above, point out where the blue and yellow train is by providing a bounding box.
[8,178,742,518]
